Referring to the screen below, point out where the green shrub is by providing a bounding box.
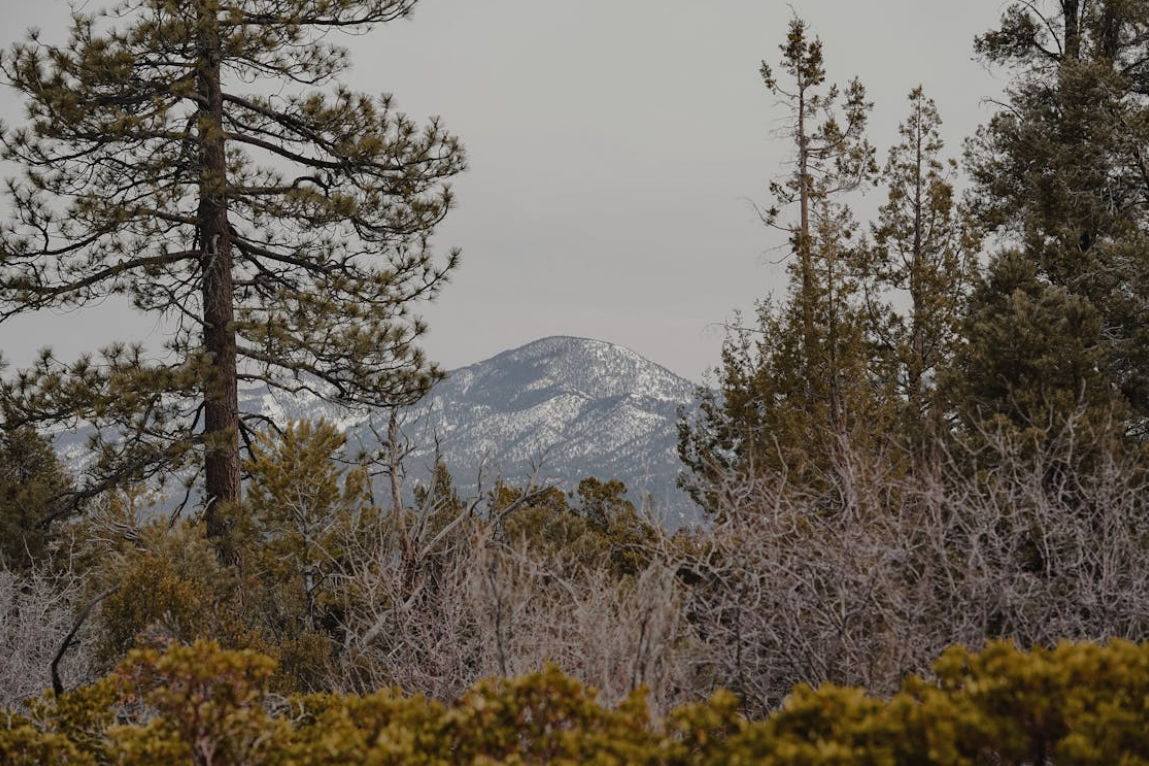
[6,639,1149,766]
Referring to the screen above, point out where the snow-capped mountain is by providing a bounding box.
[391,336,701,524]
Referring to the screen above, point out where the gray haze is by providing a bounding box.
[0,0,1007,382]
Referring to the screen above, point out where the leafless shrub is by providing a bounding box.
[464,536,689,711]
[11,415,1143,718]
[0,564,94,710]
[327,486,692,713]
[674,420,1149,714]
[328,510,485,700]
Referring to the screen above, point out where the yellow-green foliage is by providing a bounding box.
[503,478,656,579]
[5,639,1149,765]
[289,668,660,766]
[242,420,371,592]
[3,680,117,765]
[662,690,746,766]
[920,640,1149,766]
[111,642,284,766]
[442,669,659,765]
[92,520,246,666]
[0,724,91,766]
[240,420,377,690]
[80,423,380,691]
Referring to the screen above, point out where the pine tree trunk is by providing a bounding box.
[909,98,925,412]
[1063,0,1081,60]
[797,82,816,361]
[197,3,241,540]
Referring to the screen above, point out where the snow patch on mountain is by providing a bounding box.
[393,336,702,524]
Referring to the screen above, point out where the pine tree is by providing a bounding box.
[244,420,369,636]
[870,87,975,437]
[411,456,465,546]
[0,426,74,570]
[943,251,1121,438]
[0,1,465,544]
[680,17,883,500]
[757,16,877,407]
[965,0,1149,437]
[574,477,635,529]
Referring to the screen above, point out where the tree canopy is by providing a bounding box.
[0,0,465,541]
[965,0,1149,437]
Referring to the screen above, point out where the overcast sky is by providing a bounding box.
[0,0,1009,383]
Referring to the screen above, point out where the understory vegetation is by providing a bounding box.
[3,418,1149,723]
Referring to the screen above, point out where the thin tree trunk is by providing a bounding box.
[389,408,405,526]
[388,408,416,586]
[909,95,926,412]
[1062,0,1081,60]
[797,81,816,360]
[197,3,242,540]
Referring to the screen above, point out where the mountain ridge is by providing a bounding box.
[395,336,701,523]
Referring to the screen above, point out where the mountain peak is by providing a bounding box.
[450,336,696,407]
[403,335,701,523]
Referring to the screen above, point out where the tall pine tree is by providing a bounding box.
[680,18,883,502]
[0,0,465,545]
[870,87,975,440]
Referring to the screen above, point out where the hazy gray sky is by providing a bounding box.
[0,0,1008,382]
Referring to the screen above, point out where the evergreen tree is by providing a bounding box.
[243,420,370,637]
[680,18,883,499]
[413,460,462,517]
[757,17,878,416]
[574,477,634,529]
[870,88,975,438]
[0,426,74,570]
[965,0,1149,437]
[943,251,1121,438]
[411,456,466,547]
[0,0,465,545]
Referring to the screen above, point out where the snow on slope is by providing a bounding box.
[390,337,701,524]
